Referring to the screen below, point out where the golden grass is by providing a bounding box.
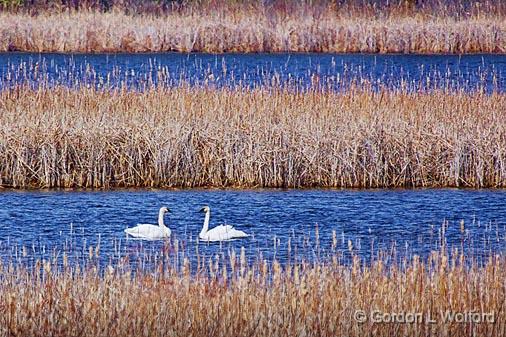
[0,85,505,189]
[0,245,504,336]
[0,4,505,53]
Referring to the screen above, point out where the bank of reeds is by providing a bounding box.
[0,1,505,53]
[0,85,505,188]
[0,243,504,337]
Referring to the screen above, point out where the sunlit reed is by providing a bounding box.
[0,82,505,188]
[0,2,504,54]
[0,225,504,337]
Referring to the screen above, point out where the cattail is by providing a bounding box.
[0,86,504,188]
[240,246,246,278]
[229,249,236,275]
[0,239,504,336]
[0,8,503,53]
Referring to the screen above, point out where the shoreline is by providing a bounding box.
[2,50,506,57]
[2,185,506,192]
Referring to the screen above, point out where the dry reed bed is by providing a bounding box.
[0,86,505,188]
[0,9,505,53]
[0,249,504,337]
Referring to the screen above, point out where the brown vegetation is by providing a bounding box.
[0,85,505,189]
[0,0,505,53]
[0,243,504,337]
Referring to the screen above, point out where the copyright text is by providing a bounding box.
[353,310,495,324]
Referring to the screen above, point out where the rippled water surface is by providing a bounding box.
[0,53,505,91]
[1,53,506,267]
[1,189,505,266]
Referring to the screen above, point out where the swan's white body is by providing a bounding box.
[199,206,249,242]
[124,207,171,240]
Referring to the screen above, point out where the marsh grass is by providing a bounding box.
[0,0,505,53]
[0,83,505,188]
[0,228,505,337]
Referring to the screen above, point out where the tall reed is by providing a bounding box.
[0,2,504,53]
[2,0,505,17]
[0,85,505,189]
[0,243,504,337]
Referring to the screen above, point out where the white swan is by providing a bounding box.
[124,206,171,240]
[199,206,249,242]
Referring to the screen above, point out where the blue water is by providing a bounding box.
[0,53,505,92]
[0,189,505,267]
[1,53,506,268]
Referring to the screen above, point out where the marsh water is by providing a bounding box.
[0,53,505,92]
[1,189,506,266]
[1,53,506,266]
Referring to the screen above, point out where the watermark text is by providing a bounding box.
[353,310,495,324]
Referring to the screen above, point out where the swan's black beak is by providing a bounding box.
[199,207,206,213]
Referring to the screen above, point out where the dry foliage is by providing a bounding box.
[0,85,505,188]
[0,247,504,337]
[0,4,505,53]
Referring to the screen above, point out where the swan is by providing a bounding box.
[124,206,171,240]
[199,206,249,242]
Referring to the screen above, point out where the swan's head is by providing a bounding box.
[160,206,170,214]
[199,206,210,213]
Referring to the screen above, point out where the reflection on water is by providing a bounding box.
[0,189,505,267]
[0,53,504,92]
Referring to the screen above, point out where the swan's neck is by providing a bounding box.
[158,210,166,228]
[200,211,210,236]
